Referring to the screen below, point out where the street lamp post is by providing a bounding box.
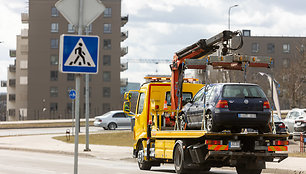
[228,5,238,30]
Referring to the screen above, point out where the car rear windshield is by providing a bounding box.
[222,85,266,98]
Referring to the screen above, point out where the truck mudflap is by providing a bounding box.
[206,151,288,163]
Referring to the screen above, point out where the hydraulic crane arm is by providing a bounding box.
[170,30,241,113]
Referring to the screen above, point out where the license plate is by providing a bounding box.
[229,141,240,148]
[238,114,256,118]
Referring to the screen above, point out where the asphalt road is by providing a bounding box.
[0,149,239,174]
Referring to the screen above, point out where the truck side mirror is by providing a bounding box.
[124,92,132,101]
[123,101,131,113]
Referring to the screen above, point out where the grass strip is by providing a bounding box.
[53,131,133,147]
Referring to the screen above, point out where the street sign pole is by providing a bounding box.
[84,26,91,152]
[74,0,83,173]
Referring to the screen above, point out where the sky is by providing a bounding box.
[1,0,306,92]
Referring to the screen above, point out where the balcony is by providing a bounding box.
[9,79,16,87]
[121,31,128,42]
[9,94,16,101]
[9,50,16,58]
[21,13,29,23]
[120,62,128,72]
[121,47,128,57]
[1,81,7,87]
[121,15,128,27]
[21,29,28,38]
[120,78,128,87]
[9,65,16,72]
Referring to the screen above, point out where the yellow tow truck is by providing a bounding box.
[123,30,288,174]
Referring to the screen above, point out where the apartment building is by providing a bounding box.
[5,0,128,120]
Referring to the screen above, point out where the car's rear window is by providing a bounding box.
[222,85,266,98]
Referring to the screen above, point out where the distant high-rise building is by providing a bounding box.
[5,0,128,121]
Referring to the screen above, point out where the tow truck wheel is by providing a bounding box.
[236,166,262,174]
[137,142,151,170]
[174,141,189,174]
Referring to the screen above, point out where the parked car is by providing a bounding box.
[293,115,306,141]
[94,110,134,130]
[181,83,271,133]
[283,108,306,138]
[271,114,287,134]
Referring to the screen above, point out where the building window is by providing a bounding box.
[103,87,111,98]
[9,94,16,101]
[67,74,75,81]
[251,43,259,53]
[283,44,290,53]
[103,55,111,66]
[103,39,111,49]
[103,103,111,113]
[103,71,111,82]
[50,87,58,97]
[104,8,112,17]
[51,7,58,17]
[67,103,72,114]
[51,39,59,48]
[50,103,58,112]
[8,109,15,116]
[51,23,59,32]
[68,24,75,33]
[50,71,58,81]
[104,24,111,33]
[267,43,275,53]
[282,58,290,68]
[50,55,58,65]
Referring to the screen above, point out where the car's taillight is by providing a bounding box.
[263,101,270,109]
[279,123,286,129]
[99,119,102,122]
[205,140,222,145]
[273,140,289,146]
[216,100,228,108]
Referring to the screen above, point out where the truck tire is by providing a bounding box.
[174,141,189,174]
[236,166,262,174]
[137,142,151,170]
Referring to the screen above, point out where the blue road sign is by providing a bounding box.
[59,34,99,74]
[69,90,76,100]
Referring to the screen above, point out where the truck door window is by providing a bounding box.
[136,93,145,115]
[165,91,193,106]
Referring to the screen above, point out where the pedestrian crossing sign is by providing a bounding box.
[59,34,99,74]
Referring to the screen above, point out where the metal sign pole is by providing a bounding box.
[72,99,74,136]
[74,0,83,173]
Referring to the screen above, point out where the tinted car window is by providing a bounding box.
[193,87,205,102]
[222,85,266,98]
[113,113,126,118]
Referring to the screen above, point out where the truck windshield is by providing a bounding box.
[166,91,193,106]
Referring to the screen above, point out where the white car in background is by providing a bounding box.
[283,108,306,138]
[94,110,134,130]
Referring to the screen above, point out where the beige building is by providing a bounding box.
[5,0,128,120]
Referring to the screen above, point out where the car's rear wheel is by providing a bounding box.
[108,122,117,130]
[206,112,217,132]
